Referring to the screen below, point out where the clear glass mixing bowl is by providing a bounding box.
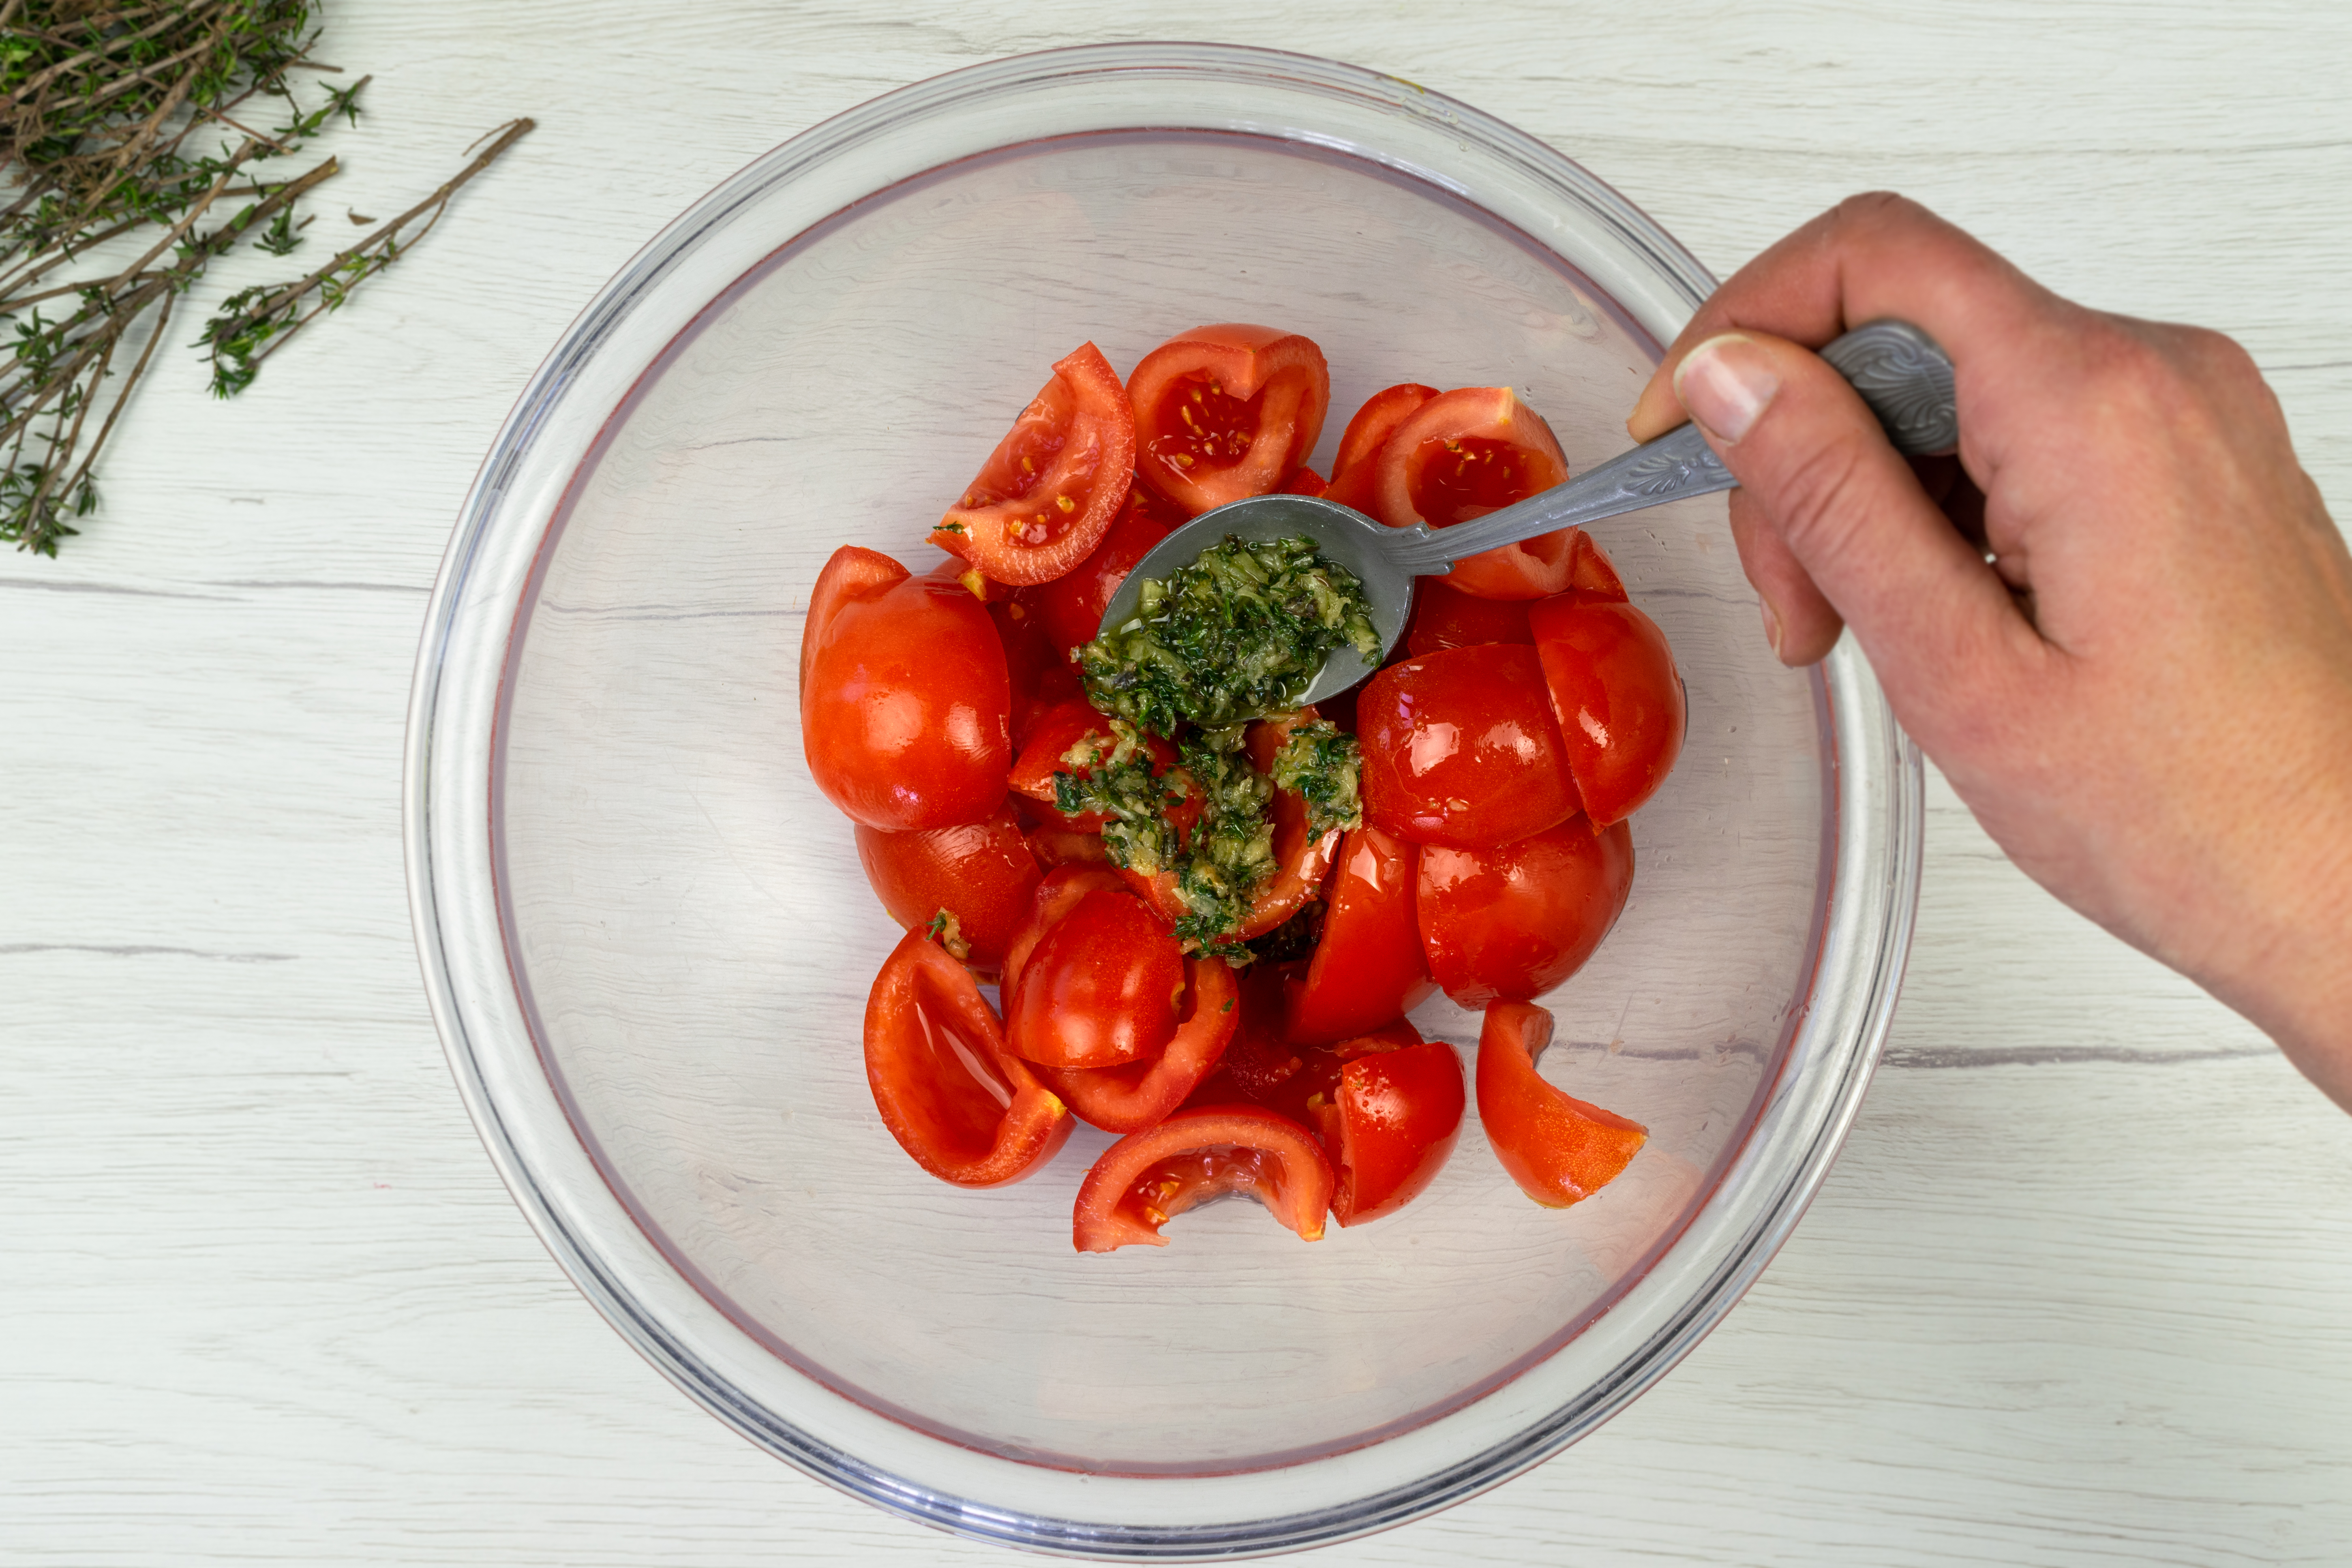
[405,42,1920,1559]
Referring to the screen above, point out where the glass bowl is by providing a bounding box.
[404,42,1920,1559]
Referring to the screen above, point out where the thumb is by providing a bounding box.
[1674,330,2026,701]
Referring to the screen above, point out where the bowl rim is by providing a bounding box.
[404,39,1922,1559]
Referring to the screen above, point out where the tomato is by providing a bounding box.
[1006,697,1198,840]
[801,545,1011,830]
[1116,711,1342,940]
[1277,465,1327,497]
[933,342,1137,586]
[1476,1000,1646,1207]
[1368,387,1574,600]
[1004,887,1185,1069]
[1035,956,1239,1133]
[1024,821,1111,870]
[1128,324,1332,516]
[853,797,1040,972]
[1022,484,1184,659]
[1283,824,1435,1045]
[862,929,1073,1187]
[1527,596,1686,827]
[1073,1105,1335,1252]
[1404,577,1535,657]
[1183,964,1303,1110]
[999,864,1127,998]
[1560,529,1629,604]
[1418,814,1635,1007]
[983,593,1084,751]
[1323,1041,1466,1226]
[1356,645,1580,848]
[1324,381,1437,512]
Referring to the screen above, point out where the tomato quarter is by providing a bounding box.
[1034,956,1239,1133]
[1128,324,1331,516]
[1418,813,1635,1007]
[1284,824,1435,1045]
[1004,886,1185,1069]
[933,342,1137,586]
[853,797,1040,972]
[1356,645,1580,847]
[1476,1000,1646,1207]
[1528,596,1686,827]
[1073,1105,1335,1252]
[1369,387,1574,600]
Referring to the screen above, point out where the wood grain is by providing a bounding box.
[4,2,2348,1563]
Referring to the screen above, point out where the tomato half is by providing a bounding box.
[862,929,1072,1187]
[1128,324,1331,516]
[1527,596,1686,827]
[933,342,1137,586]
[1418,813,1635,1007]
[1369,388,1573,600]
[1004,886,1185,1069]
[1073,1105,1335,1252]
[1324,381,1437,512]
[1356,645,1580,848]
[1035,956,1239,1133]
[1022,483,1184,659]
[801,545,1011,831]
[853,797,1041,973]
[1116,711,1342,940]
[1284,824,1435,1045]
[1476,1000,1646,1207]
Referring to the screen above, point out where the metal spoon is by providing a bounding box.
[1094,319,1959,706]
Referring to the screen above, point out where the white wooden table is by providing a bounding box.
[9,4,2350,1563]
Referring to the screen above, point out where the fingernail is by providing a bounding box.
[1759,596,1784,659]
[1675,334,1779,443]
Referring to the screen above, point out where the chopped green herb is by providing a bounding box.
[1079,534,1382,730]
[1163,724,1277,947]
[1269,718,1363,836]
[1052,718,1182,875]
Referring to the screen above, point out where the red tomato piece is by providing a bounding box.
[1369,388,1574,600]
[1004,887,1185,1069]
[1128,324,1331,516]
[1006,697,1185,831]
[1527,597,1686,827]
[1277,465,1327,497]
[862,929,1073,1187]
[1418,813,1635,1007]
[1022,484,1184,659]
[1476,1000,1646,1207]
[1404,576,1536,658]
[1072,1105,1335,1252]
[1325,382,1439,513]
[1024,821,1111,871]
[1035,957,1240,1133]
[999,864,1128,999]
[801,545,1011,831]
[1284,824,1436,1045]
[1326,1041,1466,1226]
[933,343,1137,586]
[853,798,1041,973]
[982,592,1084,751]
[1356,645,1580,848]
[1184,964,1304,1110]
[1115,711,1341,940]
[1561,529,1629,604]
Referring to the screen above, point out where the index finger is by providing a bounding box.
[1627,193,2063,442]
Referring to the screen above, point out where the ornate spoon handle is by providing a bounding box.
[1384,319,1958,575]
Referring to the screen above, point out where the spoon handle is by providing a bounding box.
[1382,319,1959,575]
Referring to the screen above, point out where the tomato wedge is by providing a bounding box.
[1418,814,1635,1007]
[1128,324,1331,516]
[1007,697,1187,832]
[1284,824,1435,1045]
[1022,483,1183,659]
[1527,596,1686,827]
[801,545,1011,831]
[1324,1041,1465,1226]
[862,929,1072,1187]
[1357,645,1580,848]
[1404,576,1535,657]
[1004,886,1185,1069]
[1035,956,1239,1133]
[1278,465,1327,497]
[853,797,1040,972]
[1324,381,1437,512]
[1476,1000,1646,1207]
[933,342,1137,586]
[1073,1105,1335,1252]
[1369,387,1573,600]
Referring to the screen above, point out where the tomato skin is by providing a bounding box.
[1527,597,1686,827]
[984,593,1084,751]
[999,864,1128,998]
[1369,388,1574,600]
[1278,465,1326,497]
[801,546,1011,831]
[1356,645,1580,848]
[1417,814,1635,1007]
[1128,324,1332,516]
[1035,957,1239,1133]
[934,342,1137,586]
[862,930,1072,1187]
[1024,821,1111,870]
[1284,825,1436,1045]
[853,798,1041,973]
[1476,1000,1646,1207]
[1072,1105,1335,1252]
[1004,887,1185,1069]
[1324,382,1438,513]
[1329,1041,1465,1226]
[1006,697,1191,833]
[1022,484,1184,659]
[1404,577,1535,657]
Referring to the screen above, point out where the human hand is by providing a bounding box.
[1627,194,2352,1110]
